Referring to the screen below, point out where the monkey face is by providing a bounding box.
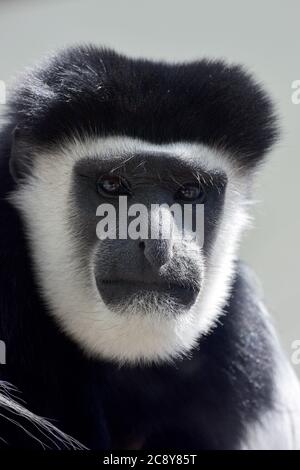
[11,136,249,364]
[72,151,208,316]
[67,141,230,321]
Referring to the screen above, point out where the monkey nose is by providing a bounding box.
[139,238,173,269]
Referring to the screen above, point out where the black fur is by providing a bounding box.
[7,45,278,170]
[0,46,277,449]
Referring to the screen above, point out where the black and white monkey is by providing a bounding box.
[0,45,300,450]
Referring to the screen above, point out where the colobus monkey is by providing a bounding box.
[0,45,300,450]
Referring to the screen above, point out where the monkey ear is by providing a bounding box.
[9,126,33,183]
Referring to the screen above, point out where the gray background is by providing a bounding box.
[0,0,299,373]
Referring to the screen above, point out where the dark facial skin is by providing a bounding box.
[70,152,227,314]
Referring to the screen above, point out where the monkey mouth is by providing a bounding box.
[96,278,200,310]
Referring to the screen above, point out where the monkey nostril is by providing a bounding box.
[143,239,173,269]
[139,240,145,250]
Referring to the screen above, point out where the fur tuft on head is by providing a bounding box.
[7,45,279,171]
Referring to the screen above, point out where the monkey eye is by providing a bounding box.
[97,175,131,197]
[175,183,206,202]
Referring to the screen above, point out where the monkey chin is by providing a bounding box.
[97,279,200,317]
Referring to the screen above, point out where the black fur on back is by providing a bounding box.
[6,45,278,170]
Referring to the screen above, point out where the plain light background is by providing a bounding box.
[0,0,299,373]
